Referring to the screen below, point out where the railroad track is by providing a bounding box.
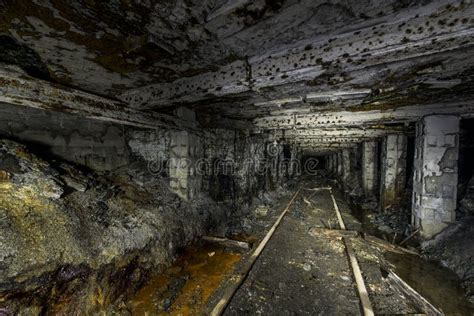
[209,185,443,316]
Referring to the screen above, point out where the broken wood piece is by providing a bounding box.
[303,197,312,206]
[385,270,443,316]
[363,234,420,256]
[399,227,421,246]
[306,187,332,191]
[329,188,346,231]
[391,232,397,245]
[308,227,359,239]
[202,236,251,250]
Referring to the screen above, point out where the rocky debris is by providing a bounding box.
[371,206,411,235]
[346,171,364,198]
[458,177,474,217]
[422,216,474,303]
[0,139,227,314]
[225,186,290,238]
[254,205,269,218]
[56,162,89,192]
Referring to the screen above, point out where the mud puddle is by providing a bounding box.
[129,242,243,315]
[347,201,474,314]
[385,252,474,315]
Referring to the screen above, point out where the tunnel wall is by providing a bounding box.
[0,107,293,313]
[0,102,130,171]
[0,103,288,207]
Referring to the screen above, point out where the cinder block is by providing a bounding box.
[412,115,460,239]
[419,207,436,220]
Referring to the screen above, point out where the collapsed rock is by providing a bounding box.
[423,216,474,303]
[0,139,227,314]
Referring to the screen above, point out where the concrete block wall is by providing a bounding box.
[337,151,343,177]
[201,129,269,204]
[412,115,460,239]
[169,130,203,201]
[332,153,337,175]
[126,128,170,164]
[342,149,351,183]
[0,102,129,171]
[380,134,407,210]
[289,144,299,176]
[327,155,333,174]
[362,141,378,197]
[167,108,203,200]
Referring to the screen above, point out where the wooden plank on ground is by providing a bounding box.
[328,188,374,316]
[202,236,251,250]
[386,270,443,316]
[308,227,359,239]
[363,234,420,256]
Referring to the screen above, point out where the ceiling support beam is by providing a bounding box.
[282,137,373,144]
[272,128,405,139]
[119,1,474,109]
[0,68,192,131]
[297,143,358,149]
[255,101,474,129]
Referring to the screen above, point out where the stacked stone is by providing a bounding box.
[169,108,202,201]
[412,115,460,239]
[342,149,351,183]
[169,130,203,201]
[380,134,407,210]
[362,141,378,197]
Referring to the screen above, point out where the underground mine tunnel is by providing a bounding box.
[1,0,474,315]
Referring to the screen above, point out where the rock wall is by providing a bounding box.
[0,106,295,313]
[0,139,227,314]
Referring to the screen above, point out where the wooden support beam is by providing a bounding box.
[297,143,358,149]
[202,236,252,251]
[362,234,419,256]
[308,227,359,239]
[119,2,474,109]
[273,128,405,139]
[255,101,474,129]
[0,68,191,131]
[285,137,373,144]
[385,270,443,315]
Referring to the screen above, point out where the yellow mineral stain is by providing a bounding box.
[130,243,242,316]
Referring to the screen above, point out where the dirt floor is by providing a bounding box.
[127,176,474,315]
[223,177,419,315]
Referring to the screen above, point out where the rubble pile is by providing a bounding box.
[0,139,226,314]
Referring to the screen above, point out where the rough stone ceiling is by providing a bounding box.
[1,0,474,128]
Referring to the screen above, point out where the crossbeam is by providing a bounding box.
[0,68,191,131]
[119,1,474,109]
[255,101,474,129]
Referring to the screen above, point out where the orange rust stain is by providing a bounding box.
[129,244,242,315]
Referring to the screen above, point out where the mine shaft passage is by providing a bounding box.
[1,0,474,315]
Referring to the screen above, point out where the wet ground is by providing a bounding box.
[128,176,474,315]
[129,243,242,315]
[224,178,418,315]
